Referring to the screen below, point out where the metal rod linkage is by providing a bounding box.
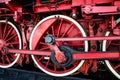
[73,52,120,60]
[7,49,120,59]
[7,49,51,56]
[55,36,120,41]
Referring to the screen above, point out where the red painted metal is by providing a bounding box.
[7,49,51,56]
[31,18,58,49]
[72,0,112,6]
[73,52,120,60]
[33,0,120,14]
[55,36,120,41]
[52,45,67,63]
[6,49,120,59]
[34,3,71,13]
[82,6,119,14]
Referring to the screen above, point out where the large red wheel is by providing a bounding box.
[103,18,120,79]
[0,20,22,68]
[29,15,88,77]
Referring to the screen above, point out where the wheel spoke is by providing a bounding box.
[1,54,5,64]
[45,59,50,67]
[4,27,13,40]
[6,34,17,42]
[10,53,16,59]
[61,23,73,37]
[6,55,11,64]
[9,44,15,49]
[57,19,63,37]
[39,42,47,46]
[38,56,44,61]
[7,42,19,45]
[51,26,55,35]
[3,22,8,38]
[54,64,57,71]
[40,46,49,50]
[114,64,120,69]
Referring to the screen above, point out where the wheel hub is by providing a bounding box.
[45,34,55,44]
[0,39,6,50]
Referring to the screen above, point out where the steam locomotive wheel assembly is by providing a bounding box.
[0,20,22,68]
[30,15,88,77]
[103,32,120,79]
[0,0,120,79]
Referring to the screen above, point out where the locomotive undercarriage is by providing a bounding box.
[0,0,119,79]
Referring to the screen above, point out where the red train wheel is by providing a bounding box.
[30,15,88,77]
[0,20,22,68]
[103,31,120,79]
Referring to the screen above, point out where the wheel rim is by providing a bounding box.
[30,15,88,77]
[0,20,22,68]
[103,31,120,79]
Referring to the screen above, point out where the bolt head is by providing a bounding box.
[45,35,55,44]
